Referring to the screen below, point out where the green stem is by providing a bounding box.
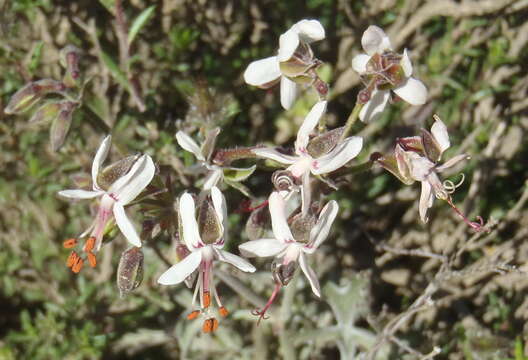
[339,103,363,142]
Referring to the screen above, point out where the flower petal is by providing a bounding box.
[179,192,203,249]
[278,29,299,62]
[157,250,202,285]
[58,189,103,199]
[280,75,298,110]
[292,19,325,43]
[359,89,390,122]
[238,238,288,258]
[176,131,205,161]
[253,147,298,165]
[295,100,327,152]
[113,155,155,205]
[92,135,112,191]
[436,154,469,172]
[113,203,142,247]
[311,136,363,175]
[351,54,370,74]
[362,25,391,56]
[244,56,281,86]
[393,77,427,105]
[419,180,434,223]
[300,171,311,217]
[400,49,413,77]
[306,200,338,252]
[269,191,295,242]
[211,186,227,244]
[203,168,223,190]
[299,252,321,297]
[215,249,256,272]
[430,117,450,154]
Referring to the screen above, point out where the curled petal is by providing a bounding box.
[419,180,434,223]
[362,25,392,56]
[400,49,413,77]
[299,252,321,297]
[292,19,325,43]
[179,192,203,249]
[430,117,450,154]
[157,250,202,285]
[280,76,298,110]
[311,136,363,175]
[437,154,470,172]
[113,203,142,247]
[393,77,427,106]
[306,200,338,252]
[244,56,281,87]
[92,135,112,191]
[351,54,370,74]
[113,155,156,205]
[269,191,295,242]
[58,189,103,199]
[215,249,256,272]
[176,131,205,161]
[278,29,299,62]
[253,147,298,165]
[239,238,288,258]
[359,89,390,122]
[295,100,327,152]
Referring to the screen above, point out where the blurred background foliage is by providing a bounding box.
[1,0,528,359]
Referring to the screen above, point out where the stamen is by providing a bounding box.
[202,318,219,333]
[187,310,200,320]
[219,306,229,317]
[84,236,96,252]
[87,252,97,268]
[66,251,79,268]
[71,257,84,273]
[252,282,282,326]
[63,238,77,249]
[203,291,211,308]
[443,173,465,194]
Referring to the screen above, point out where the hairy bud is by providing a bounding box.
[50,101,78,152]
[4,79,65,115]
[271,260,296,286]
[117,247,144,298]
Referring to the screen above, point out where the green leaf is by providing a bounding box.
[225,179,252,197]
[98,0,116,14]
[100,50,130,89]
[29,41,44,73]
[223,165,256,182]
[128,6,156,46]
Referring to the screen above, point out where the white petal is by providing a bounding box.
[269,191,295,242]
[400,49,413,77]
[113,203,142,247]
[292,19,325,43]
[108,155,151,196]
[393,77,427,106]
[311,136,363,175]
[113,155,155,205]
[215,249,256,272]
[58,189,103,199]
[203,168,223,190]
[157,250,202,285]
[359,89,390,122]
[253,147,298,165]
[210,186,227,243]
[419,181,434,223]
[300,171,311,217]
[91,135,112,191]
[278,29,299,62]
[299,252,321,297]
[295,100,327,152]
[244,56,281,86]
[280,76,298,110]
[239,238,288,258]
[176,131,205,161]
[306,200,338,252]
[437,154,469,172]
[430,117,450,154]
[179,192,203,249]
[362,25,391,56]
[351,54,370,74]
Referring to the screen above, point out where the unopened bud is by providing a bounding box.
[50,101,77,151]
[60,45,82,86]
[117,246,144,297]
[28,101,61,124]
[4,79,65,115]
[271,260,296,286]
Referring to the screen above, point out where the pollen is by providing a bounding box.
[203,291,211,308]
[219,306,229,317]
[87,252,97,268]
[66,251,79,268]
[63,238,77,249]
[84,236,96,252]
[187,310,200,320]
[202,318,219,333]
[72,257,84,273]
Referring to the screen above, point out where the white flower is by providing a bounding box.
[158,187,256,333]
[239,191,338,298]
[253,101,362,214]
[351,25,428,122]
[58,135,155,272]
[244,19,325,110]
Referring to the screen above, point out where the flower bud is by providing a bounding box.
[271,260,296,286]
[60,45,82,87]
[4,79,65,115]
[28,101,61,124]
[50,101,77,151]
[116,246,144,297]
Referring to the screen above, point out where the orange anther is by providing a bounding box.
[219,306,229,317]
[87,252,97,268]
[72,257,84,273]
[84,237,96,252]
[202,318,218,333]
[66,251,79,268]
[187,310,200,320]
[63,238,77,249]
[203,291,211,308]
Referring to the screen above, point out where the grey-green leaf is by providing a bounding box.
[128,6,156,46]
